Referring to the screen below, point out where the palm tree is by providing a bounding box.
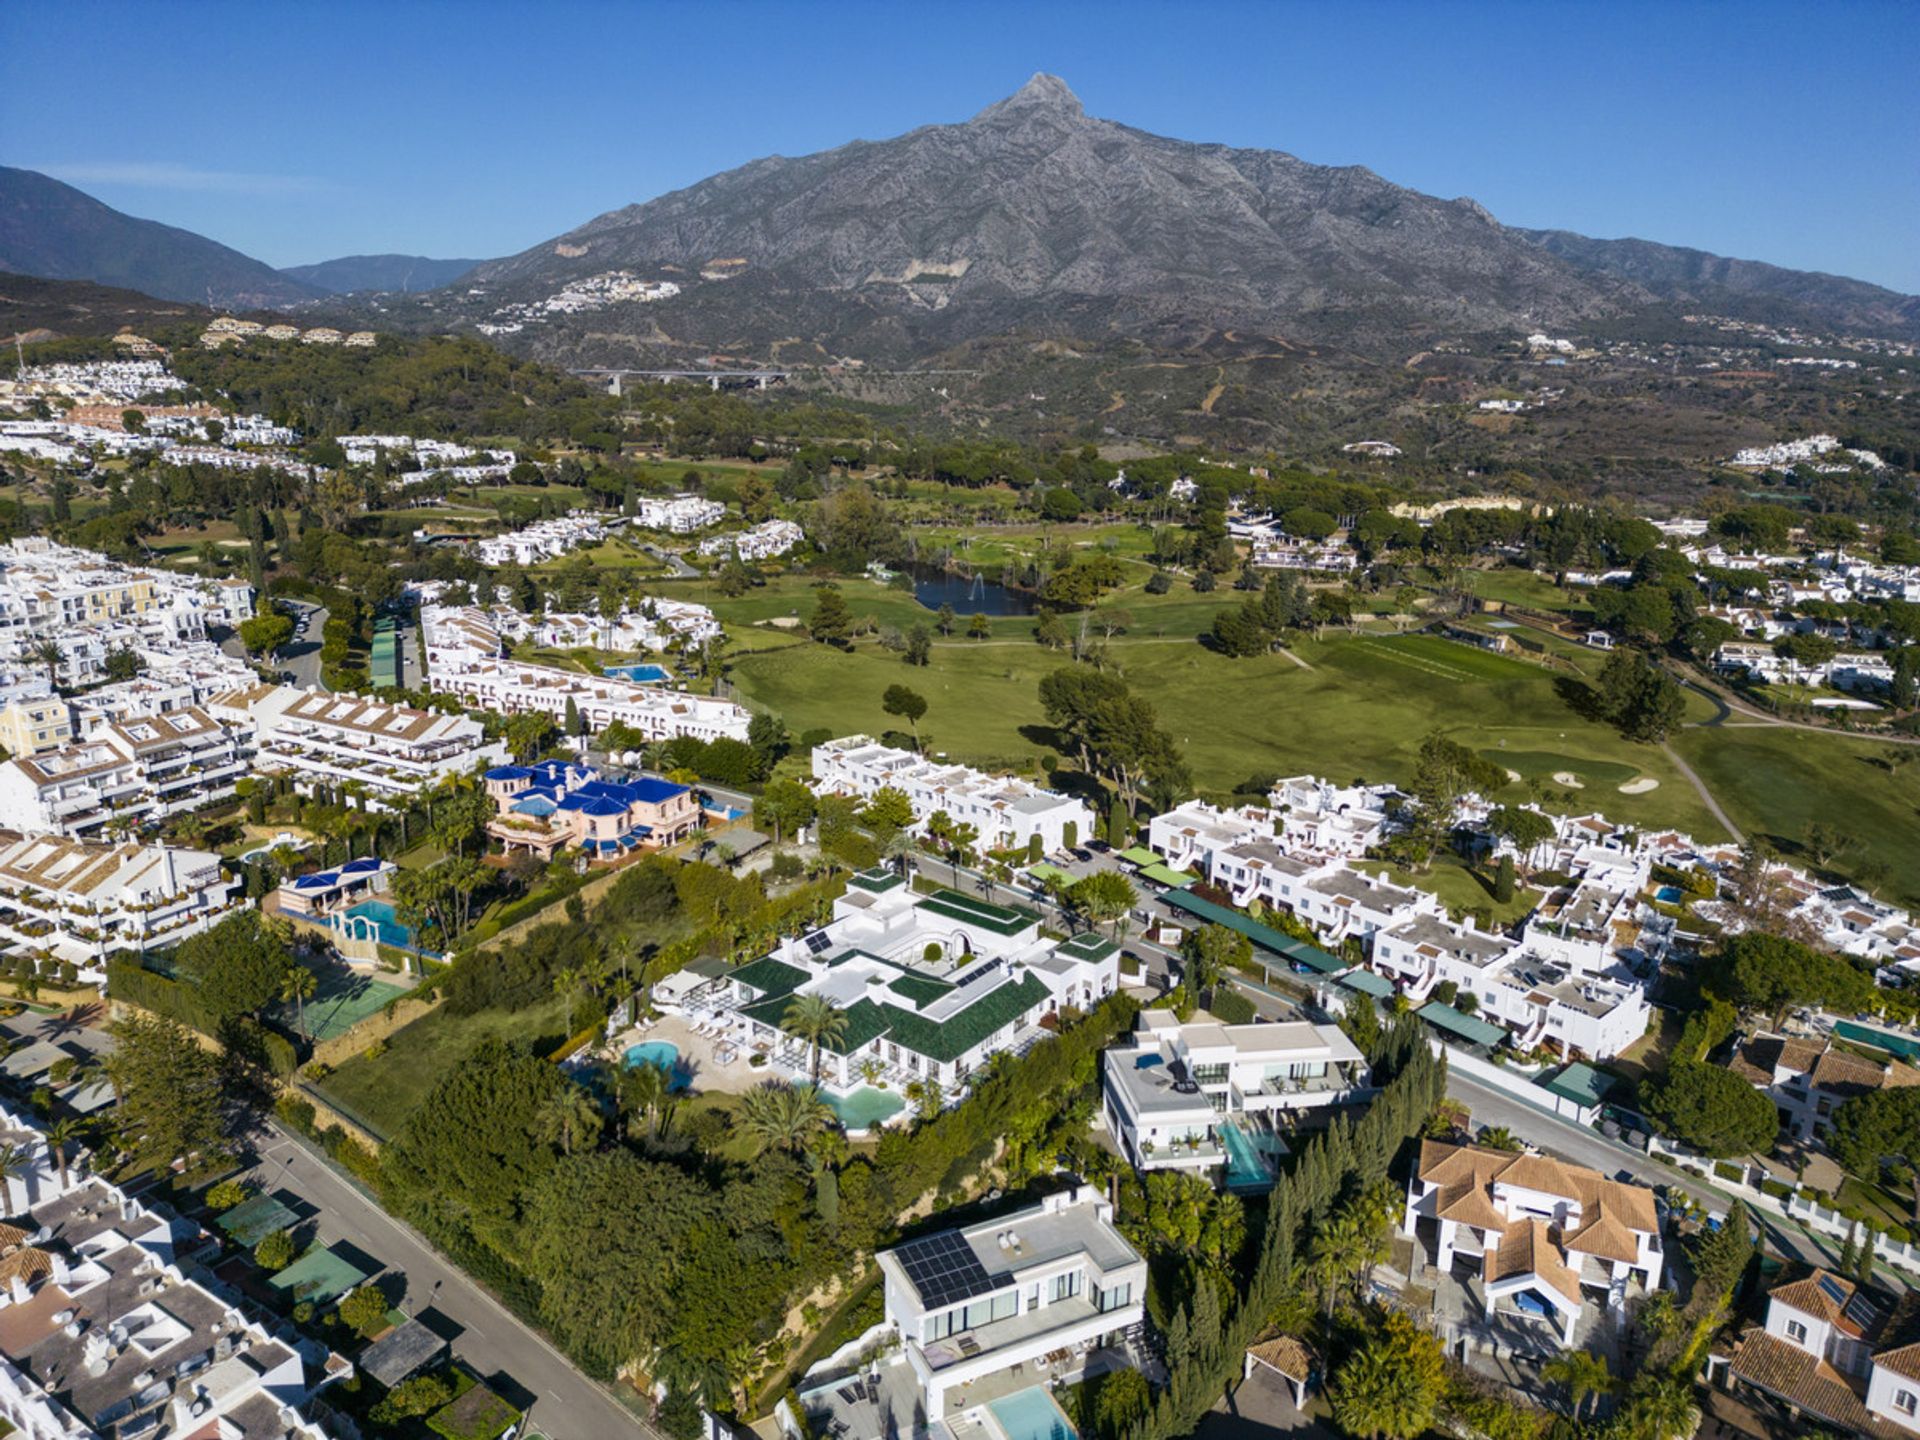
[43,1118,83,1191]
[1543,1350,1613,1420]
[1621,1378,1699,1440]
[280,966,318,1039]
[30,640,63,693]
[553,966,586,1035]
[853,1056,885,1088]
[780,995,848,1083]
[1477,1125,1522,1153]
[0,1142,30,1207]
[619,1060,670,1140]
[1308,1208,1388,1317]
[738,1082,834,1157]
[533,1087,603,1157]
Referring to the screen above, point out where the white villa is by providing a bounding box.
[812,737,1096,856]
[844,1186,1149,1429]
[713,868,1119,1099]
[1101,1010,1368,1187]
[0,832,240,977]
[1402,1140,1663,1348]
[632,494,725,533]
[1718,1269,1920,1438]
[697,518,804,560]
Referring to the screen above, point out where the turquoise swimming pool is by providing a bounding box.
[823,1086,906,1131]
[338,900,437,955]
[604,662,671,683]
[1220,1120,1276,1190]
[987,1386,1077,1440]
[624,1040,691,1090]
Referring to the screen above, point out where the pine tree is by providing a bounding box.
[1493,853,1516,903]
[1839,1224,1859,1275]
[1858,1227,1877,1287]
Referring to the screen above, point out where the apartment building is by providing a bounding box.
[473,513,607,567]
[430,599,719,656]
[0,1137,346,1440]
[811,736,1096,855]
[1101,1009,1368,1187]
[0,832,239,976]
[1718,1269,1920,1437]
[711,868,1118,1098]
[0,686,74,758]
[631,494,725,533]
[0,707,247,838]
[696,518,804,560]
[420,606,749,742]
[484,760,698,859]
[1401,1140,1664,1348]
[215,687,507,808]
[1370,912,1651,1059]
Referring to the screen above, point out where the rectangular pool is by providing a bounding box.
[986,1386,1077,1440]
[604,663,671,684]
[1220,1120,1277,1191]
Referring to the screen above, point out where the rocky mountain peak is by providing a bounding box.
[971,72,1085,124]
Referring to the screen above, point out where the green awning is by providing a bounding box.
[1026,862,1072,886]
[1118,846,1160,867]
[1417,1001,1508,1048]
[1339,970,1394,998]
[1162,889,1343,972]
[1138,862,1196,888]
[1540,1062,1617,1107]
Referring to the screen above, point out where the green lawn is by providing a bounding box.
[1355,853,1542,926]
[316,992,573,1139]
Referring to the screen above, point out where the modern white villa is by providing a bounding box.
[1402,1140,1663,1348]
[711,868,1119,1103]
[1101,1010,1369,1189]
[793,1185,1149,1436]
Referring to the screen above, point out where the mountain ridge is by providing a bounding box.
[0,166,323,309]
[454,73,1916,366]
[283,253,486,295]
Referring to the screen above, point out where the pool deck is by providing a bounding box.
[603,1012,760,1094]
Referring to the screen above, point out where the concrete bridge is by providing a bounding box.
[574,367,789,395]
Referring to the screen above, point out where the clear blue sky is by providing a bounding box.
[5,0,1917,292]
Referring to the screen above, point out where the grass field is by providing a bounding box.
[316,992,574,1138]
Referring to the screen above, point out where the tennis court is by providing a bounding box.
[268,1244,370,1305]
[285,965,411,1043]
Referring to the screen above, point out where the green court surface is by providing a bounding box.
[288,967,411,1043]
[268,1244,370,1304]
[217,1194,299,1248]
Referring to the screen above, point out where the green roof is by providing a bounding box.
[1417,1001,1508,1048]
[1055,931,1119,963]
[731,955,810,999]
[1339,969,1394,998]
[1539,1062,1617,1107]
[917,889,1039,936]
[1118,846,1160,867]
[848,867,904,894]
[878,973,1049,1062]
[268,1244,369,1304]
[1138,862,1196,888]
[887,973,958,1010]
[1163,890,1342,971]
[823,998,891,1054]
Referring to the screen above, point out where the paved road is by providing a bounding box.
[247,1126,653,1439]
[1659,740,1745,845]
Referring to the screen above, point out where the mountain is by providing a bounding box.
[0,271,213,344]
[455,74,1918,369]
[282,253,485,295]
[0,166,323,310]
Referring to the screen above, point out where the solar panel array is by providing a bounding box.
[1845,1290,1883,1331]
[893,1230,1010,1309]
[1818,1274,1850,1309]
[805,930,834,955]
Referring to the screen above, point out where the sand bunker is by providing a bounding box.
[1505,769,1523,783]
[1552,771,1585,788]
[1618,777,1660,794]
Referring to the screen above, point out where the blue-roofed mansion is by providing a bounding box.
[691,867,1121,1101]
[484,760,700,859]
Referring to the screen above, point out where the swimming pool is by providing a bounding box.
[1220,1120,1276,1191]
[604,663,671,684]
[1655,885,1684,904]
[986,1386,1077,1440]
[623,1040,691,1091]
[823,1086,906,1131]
[338,900,437,955]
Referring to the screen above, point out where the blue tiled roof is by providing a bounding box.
[485,765,533,782]
[341,857,385,875]
[292,871,338,891]
[625,776,689,804]
[512,796,558,817]
[559,794,627,818]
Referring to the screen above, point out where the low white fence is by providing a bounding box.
[1431,1037,1601,1126]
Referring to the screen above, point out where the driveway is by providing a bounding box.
[247,1126,655,1438]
